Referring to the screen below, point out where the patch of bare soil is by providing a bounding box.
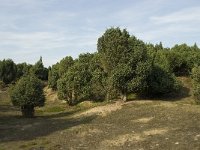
[143,128,168,136]
[74,101,123,117]
[132,117,154,123]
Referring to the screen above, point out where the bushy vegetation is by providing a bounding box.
[148,43,200,76]
[0,59,17,84]
[30,57,48,81]
[191,66,200,104]
[2,27,200,107]
[9,75,45,117]
[48,56,74,90]
[0,57,48,85]
[55,28,182,105]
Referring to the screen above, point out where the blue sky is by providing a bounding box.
[0,0,200,67]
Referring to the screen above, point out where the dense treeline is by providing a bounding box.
[48,28,200,105]
[0,57,48,84]
[2,27,200,117]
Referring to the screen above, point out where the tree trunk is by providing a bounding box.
[121,92,127,102]
[21,105,34,118]
[105,92,110,101]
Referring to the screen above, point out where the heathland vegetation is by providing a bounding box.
[1,27,200,149]
[1,27,200,117]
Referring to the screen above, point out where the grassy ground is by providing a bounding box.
[1,77,200,150]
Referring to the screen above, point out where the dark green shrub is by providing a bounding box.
[9,75,45,117]
[145,65,181,96]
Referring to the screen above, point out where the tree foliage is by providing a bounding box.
[97,27,149,101]
[57,53,93,105]
[30,57,48,80]
[4,27,199,107]
[191,66,200,104]
[16,63,32,79]
[48,56,74,90]
[0,59,17,84]
[9,75,45,117]
[145,65,180,96]
[48,63,60,90]
[59,56,74,77]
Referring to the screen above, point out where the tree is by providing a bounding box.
[89,53,107,101]
[48,63,59,90]
[97,27,130,74]
[146,44,181,96]
[30,57,48,80]
[97,27,149,101]
[111,64,133,101]
[57,62,92,105]
[59,56,74,77]
[57,53,93,105]
[191,66,200,104]
[9,75,45,117]
[144,65,180,96]
[0,59,17,84]
[16,63,32,79]
[48,56,74,90]
[169,43,200,76]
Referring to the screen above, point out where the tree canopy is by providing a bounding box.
[9,74,45,117]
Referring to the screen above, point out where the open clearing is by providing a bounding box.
[1,77,200,150]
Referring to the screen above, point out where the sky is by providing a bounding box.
[0,0,200,67]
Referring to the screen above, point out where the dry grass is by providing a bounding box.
[1,77,200,150]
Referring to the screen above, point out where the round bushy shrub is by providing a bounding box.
[9,75,45,117]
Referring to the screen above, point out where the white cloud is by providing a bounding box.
[150,7,200,24]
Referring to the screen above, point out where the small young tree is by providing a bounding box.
[9,75,45,117]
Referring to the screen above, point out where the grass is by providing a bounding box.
[1,77,200,149]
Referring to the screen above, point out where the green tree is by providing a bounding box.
[48,56,74,90]
[0,59,17,84]
[48,63,60,90]
[57,53,95,105]
[9,75,45,117]
[145,65,180,96]
[89,53,107,101]
[31,57,48,80]
[59,56,74,77]
[191,66,200,104]
[16,63,32,79]
[57,61,92,105]
[169,43,200,76]
[97,27,149,101]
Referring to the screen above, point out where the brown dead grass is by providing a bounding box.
[1,78,200,149]
[44,87,59,102]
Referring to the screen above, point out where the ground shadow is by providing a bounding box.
[0,105,97,143]
[127,85,191,102]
